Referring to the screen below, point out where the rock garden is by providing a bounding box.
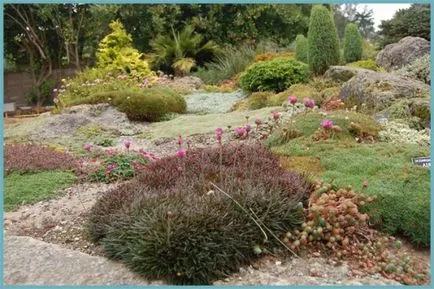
[4,3,430,286]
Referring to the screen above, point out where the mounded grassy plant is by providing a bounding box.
[91,88,186,122]
[87,144,311,284]
[343,23,363,63]
[295,34,308,63]
[308,5,340,75]
[239,57,309,93]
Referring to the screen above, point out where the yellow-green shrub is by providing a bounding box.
[347,59,380,71]
[247,91,275,109]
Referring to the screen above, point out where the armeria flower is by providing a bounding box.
[288,95,297,105]
[255,118,263,126]
[177,135,183,147]
[177,149,186,158]
[106,148,115,156]
[216,128,223,142]
[234,127,246,138]
[124,139,131,150]
[106,163,117,174]
[84,143,92,152]
[245,124,251,133]
[320,120,334,129]
[303,98,315,109]
[78,159,84,166]
[272,111,281,121]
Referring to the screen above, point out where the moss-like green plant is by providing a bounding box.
[307,5,340,75]
[295,34,308,63]
[343,23,363,63]
[247,91,275,109]
[347,59,380,71]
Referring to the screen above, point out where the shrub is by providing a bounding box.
[96,20,152,78]
[91,88,186,122]
[308,5,340,75]
[87,144,311,284]
[347,59,380,71]
[112,90,167,122]
[343,23,363,63]
[379,121,430,146]
[247,91,275,109]
[394,55,430,85]
[295,34,308,63]
[253,52,295,63]
[192,46,256,85]
[4,144,77,175]
[239,58,309,93]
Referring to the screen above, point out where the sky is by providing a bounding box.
[357,3,412,30]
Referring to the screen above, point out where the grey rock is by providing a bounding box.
[324,66,373,82]
[4,235,149,285]
[340,71,430,110]
[376,36,430,71]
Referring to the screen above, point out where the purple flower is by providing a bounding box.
[84,143,92,152]
[288,95,297,105]
[303,98,315,109]
[320,120,334,129]
[177,149,186,158]
[234,127,246,137]
[255,118,263,126]
[124,140,131,150]
[78,159,84,166]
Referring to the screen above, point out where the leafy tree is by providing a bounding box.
[150,25,221,75]
[378,4,430,48]
[308,5,340,75]
[343,23,363,63]
[5,4,54,105]
[295,34,308,63]
[96,20,151,77]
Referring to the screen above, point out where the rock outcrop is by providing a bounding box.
[324,66,372,82]
[376,36,430,71]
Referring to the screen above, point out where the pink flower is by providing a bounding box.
[216,128,223,142]
[106,148,115,156]
[84,143,92,152]
[177,135,183,147]
[320,120,334,129]
[255,118,263,126]
[303,98,315,109]
[234,127,246,137]
[272,111,281,121]
[177,149,186,158]
[106,163,117,174]
[245,124,251,133]
[78,159,84,166]
[288,95,297,105]
[124,140,131,150]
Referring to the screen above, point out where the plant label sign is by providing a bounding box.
[412,157,430,168]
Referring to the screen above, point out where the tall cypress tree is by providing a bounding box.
[343,23,363,63]
[307,5,340,75]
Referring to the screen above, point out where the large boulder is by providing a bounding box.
[376,36,430,71]
[340,71,430,111]
[324,66,372,82]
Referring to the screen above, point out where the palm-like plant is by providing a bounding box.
[151,25,221,76]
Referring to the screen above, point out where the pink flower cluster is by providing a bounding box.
[303,98,315,109]
[272,111,281,121]
[216,128,223,143]
[106,163,117,174]
[288,95,297,105]
[320,119,334,129]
